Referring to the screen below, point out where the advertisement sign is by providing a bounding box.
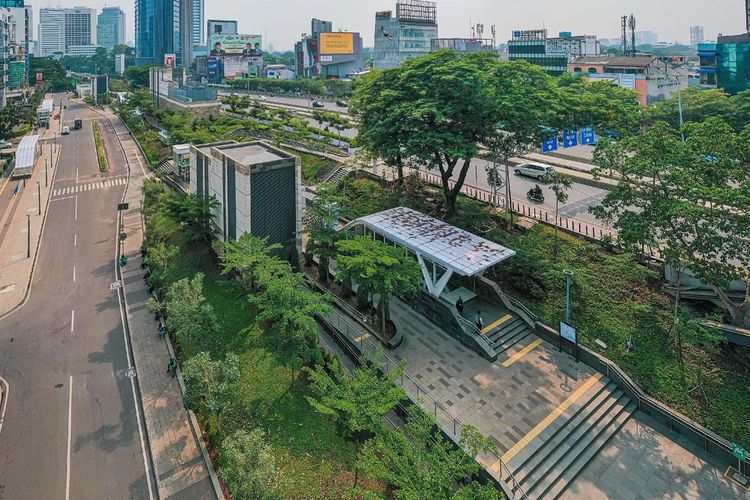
[319,32,355,55]
[581,127,596,145]
[209,34,263,56]
[542,135,558,153]
[563,130,578,148]
[560,321,577,344]
[164,54,176,67]
[319,55,333,62]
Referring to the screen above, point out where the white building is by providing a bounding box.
[66,44,100,57]
[689,26,704,47]
[265,64,295,80]
[39,6,96,57]
[5,4,32,55]
[189,141,302,258]
[546,33,600,57]
[373,1,438,70]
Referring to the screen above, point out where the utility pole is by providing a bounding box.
[564,270,573,324]
[26,215,30,258]
[37,181,40,215]
[45,159,48,187]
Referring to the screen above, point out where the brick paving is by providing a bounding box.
[383,297,746,499]
[103,107,219,499]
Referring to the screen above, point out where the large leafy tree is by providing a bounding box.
[165,273,219,355]
[335,235,422,332]
[220,234,282,292]
[303,185,344,283]
[220,429,282,500]
[163,192,218,242]
[645,87,732,129]
[360,409,502,499]
[251,269,330,381]
[305,355,405,487]
[591,117,750,327]
[354,50,500,216]
[182,351,241,434]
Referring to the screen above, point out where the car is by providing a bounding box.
[62,126,70,135]
[257,95,268,101]
[336,100,348,107]
[514,162,555,181]
[0,140,12,149]
[312,100,325,108]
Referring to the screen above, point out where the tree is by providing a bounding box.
[545,172,573,255]
[182,351,241,434]
[143,242,179,292]
[220,234,282,292]
[305,355,406,486]
[220,429,282,500]
[591,117,750,327]
[335,236,422,332]
[250,270,330,381]
[165,273,219,355]
[359,409,502,499]
[125,65,154,89]
[354,50,500,216]
[163,192,218,243]
[645,87,731,129]
[303,187,343,283]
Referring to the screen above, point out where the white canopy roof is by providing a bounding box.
[38,99,54,113]
[15,135,39,169]
[346,207,516,276]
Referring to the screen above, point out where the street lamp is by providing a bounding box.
[666,74,685,142]
[36,181,41,215]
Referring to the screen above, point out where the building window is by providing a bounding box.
[573,67,582,72]
[588,67,597,74]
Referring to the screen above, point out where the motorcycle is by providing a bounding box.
[526,188,545,204]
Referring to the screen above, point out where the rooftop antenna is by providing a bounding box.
[629,14,637,56]
[621,15,628,55]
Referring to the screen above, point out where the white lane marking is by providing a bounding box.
[70,310,74,332]
[0,376,9,436]
[72,266,76,283]
[74,196,78,220]
[74,234,77,246]
[66,375,72,500]
[76,166,78,184]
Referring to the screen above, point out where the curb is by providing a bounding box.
[0,376,8,436]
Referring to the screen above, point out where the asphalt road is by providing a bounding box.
[0,95,153,499]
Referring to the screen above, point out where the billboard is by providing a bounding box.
[164,54,176,67]
[319,32,355,55]
[209,34,263,56]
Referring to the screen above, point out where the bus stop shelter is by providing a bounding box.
[37,99,54,128]
[343,206,516,298]
[11,134,40,180]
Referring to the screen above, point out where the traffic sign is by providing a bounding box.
[732,443,747,461]
[542,135,558,153]
[581,127,596,145]
[563,130,578,148]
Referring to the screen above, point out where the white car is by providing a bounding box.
[514,162,555,181]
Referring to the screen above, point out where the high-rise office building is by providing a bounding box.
[508,29,568,76]
[311,18,332,38]
[699,34,750,94]
[0,0,31,56]
[135,0,191,66]
[634,30,658,46]
[192,0,203,46]
[40,6,96,57]
[373,0,438,70]
[689,26,704,47]
[97,6,125,50]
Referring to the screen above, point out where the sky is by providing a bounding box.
[30,0,745,51]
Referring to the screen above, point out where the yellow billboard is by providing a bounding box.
[319,33,355,55]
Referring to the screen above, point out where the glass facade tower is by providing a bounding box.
[136,0,188,65]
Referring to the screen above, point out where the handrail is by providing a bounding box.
[479,277,539,324]
[455,312,496,354]
[316,293,528,499]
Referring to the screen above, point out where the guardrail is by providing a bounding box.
[316,293,528,499]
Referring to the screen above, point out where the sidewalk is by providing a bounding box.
[101,107,221,499]
[0,141,60,316]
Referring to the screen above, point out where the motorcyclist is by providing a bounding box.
[527,185,543,200]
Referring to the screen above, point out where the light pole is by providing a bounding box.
[26,215,30,258]
[45,159,48,187]
[564,269,573,324]
[36,181,40,215]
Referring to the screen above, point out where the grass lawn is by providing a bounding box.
[330,174,750,448]
[145,189,384,498]
[279,146,339,185]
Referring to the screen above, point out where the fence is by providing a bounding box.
[380,168,617,243]
[315,291,528,499]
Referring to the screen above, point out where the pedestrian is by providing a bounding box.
[167,357,177,377]
[456,296,464,315]
[474,310,483,332]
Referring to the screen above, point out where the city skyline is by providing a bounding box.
[24,0,747,50]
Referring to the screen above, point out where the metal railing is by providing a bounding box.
[455,311,497,354]
[317,294,528,499]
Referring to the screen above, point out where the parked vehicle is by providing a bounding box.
[336,100,348,107]
[74,118,83,130]
[514,162,554,181]
[62,126,70,135]
[0,140,12,149]
[312,100,325,108]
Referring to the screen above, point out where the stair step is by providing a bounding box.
[487,318,525,342]
[524,395,634,499]
[515,384,622,483]
[546,401,637,500]
[493,327,534,353]
[507,382,615,480]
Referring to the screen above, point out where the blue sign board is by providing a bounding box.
[542,135,558,153]
[563,130,578,148]
[581,127,596,145]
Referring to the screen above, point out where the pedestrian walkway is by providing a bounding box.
[102,107,221,499]
[383,298,746,499]
[52,177,127,197]
[0,142,60,316]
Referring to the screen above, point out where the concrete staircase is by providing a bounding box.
[505,378,636,499]
[484,312,535,354]
[323,165,348,184]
